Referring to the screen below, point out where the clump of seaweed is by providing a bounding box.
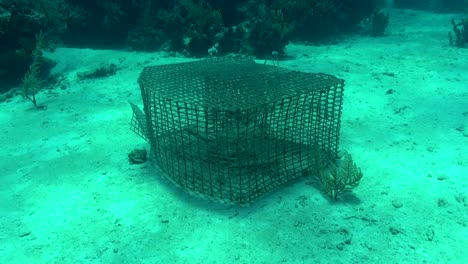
[20,32,46,108]
[449,18,468,48]
[313,149,363,201]
[20,62,42,108]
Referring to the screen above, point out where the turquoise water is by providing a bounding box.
[0,3,467,264]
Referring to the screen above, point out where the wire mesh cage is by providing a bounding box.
[131,57,345,206]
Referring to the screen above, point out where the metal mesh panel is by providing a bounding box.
[131,57,344,206]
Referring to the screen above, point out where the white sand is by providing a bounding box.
[0,9,466,264]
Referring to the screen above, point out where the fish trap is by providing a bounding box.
[131,57,344,205]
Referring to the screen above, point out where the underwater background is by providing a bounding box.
[0,0,467,263]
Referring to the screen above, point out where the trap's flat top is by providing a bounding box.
[138,56,343,109]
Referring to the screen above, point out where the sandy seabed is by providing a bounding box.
[1,9,467,264]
